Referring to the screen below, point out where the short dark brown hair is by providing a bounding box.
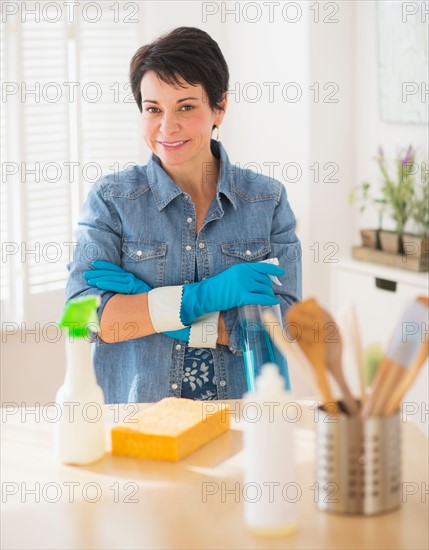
[129,27,229,113]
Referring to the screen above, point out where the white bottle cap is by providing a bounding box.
[255,363,288,400]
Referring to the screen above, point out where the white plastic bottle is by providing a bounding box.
[243,363,298,537]
[54,296,106,465]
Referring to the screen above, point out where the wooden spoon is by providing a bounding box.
[322,308,359,415]
[286,298,338,413]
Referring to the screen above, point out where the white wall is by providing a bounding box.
[198,1,355,309]
[306,1,355,306]
[354,1,428,235]
[219,3,310,294]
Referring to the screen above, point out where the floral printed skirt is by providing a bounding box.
[180,347,218,401]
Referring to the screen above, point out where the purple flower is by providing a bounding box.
[401,145,414,166]
[377,145,384,159]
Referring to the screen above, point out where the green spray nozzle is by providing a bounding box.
[59,295,101,338]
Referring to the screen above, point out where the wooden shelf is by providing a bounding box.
[352,246,428,272]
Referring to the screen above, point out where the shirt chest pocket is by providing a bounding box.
[121,239,167,288]
[221,239,271,269]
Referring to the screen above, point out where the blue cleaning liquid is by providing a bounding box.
[241,320,291,392]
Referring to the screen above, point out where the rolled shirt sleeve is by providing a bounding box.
[65,178,122,331]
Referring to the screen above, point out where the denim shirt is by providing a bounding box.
[65,140,302,403]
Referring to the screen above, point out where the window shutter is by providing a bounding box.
[79,3,141,198]
[21,17,71,296]
[2,3,142,323]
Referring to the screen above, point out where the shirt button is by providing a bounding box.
[136,250,143,256]
[198,242,205,249]
[245,250,252,256]
[185,245,192,251]
[187,217,192,223]
[171,383,178,390]
[175,344,181,350]
[219,380,226,387]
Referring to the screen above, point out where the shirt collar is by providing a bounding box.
[146,140,237,211]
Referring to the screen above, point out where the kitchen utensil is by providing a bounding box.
[262,309,322,398]
[285,298,337,411]
[322,308,359,415]
[337,302,366,402]
[383,339,429,415]
[361,298,429,418]
[383,297,429,415]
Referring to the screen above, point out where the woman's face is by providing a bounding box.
[140,71,226,170]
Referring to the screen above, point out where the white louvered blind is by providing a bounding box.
[21,17,71,295]
[1,2,142,324]
[80,6,141,197]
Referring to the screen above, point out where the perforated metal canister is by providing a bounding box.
[315,404,401,515]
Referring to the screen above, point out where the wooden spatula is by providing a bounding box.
[286,298,337,412]
[322,308,359,415]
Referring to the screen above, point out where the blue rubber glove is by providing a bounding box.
[83,261,190,342]
[83,260,151,293]
[180,262,285,326]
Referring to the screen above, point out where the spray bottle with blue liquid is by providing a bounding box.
[238,258,291,391]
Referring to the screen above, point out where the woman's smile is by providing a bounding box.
[157,139,191,150]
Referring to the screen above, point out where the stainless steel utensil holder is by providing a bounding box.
[316,403,401,515]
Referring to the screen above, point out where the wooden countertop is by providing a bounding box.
[1,400,428,549]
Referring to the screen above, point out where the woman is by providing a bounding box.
[65,26,302,404]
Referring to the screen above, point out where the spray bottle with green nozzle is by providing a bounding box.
[55,295,106,465]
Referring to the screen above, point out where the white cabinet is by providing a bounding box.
[331,258,428,436]
[332,259,428,349]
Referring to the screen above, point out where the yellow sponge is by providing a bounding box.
[111,397,230,461]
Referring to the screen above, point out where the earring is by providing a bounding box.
[212,125,219,141]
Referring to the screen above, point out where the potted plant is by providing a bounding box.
[402,178,429,265]
[349,178,386,249]
[376,145,416,254]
